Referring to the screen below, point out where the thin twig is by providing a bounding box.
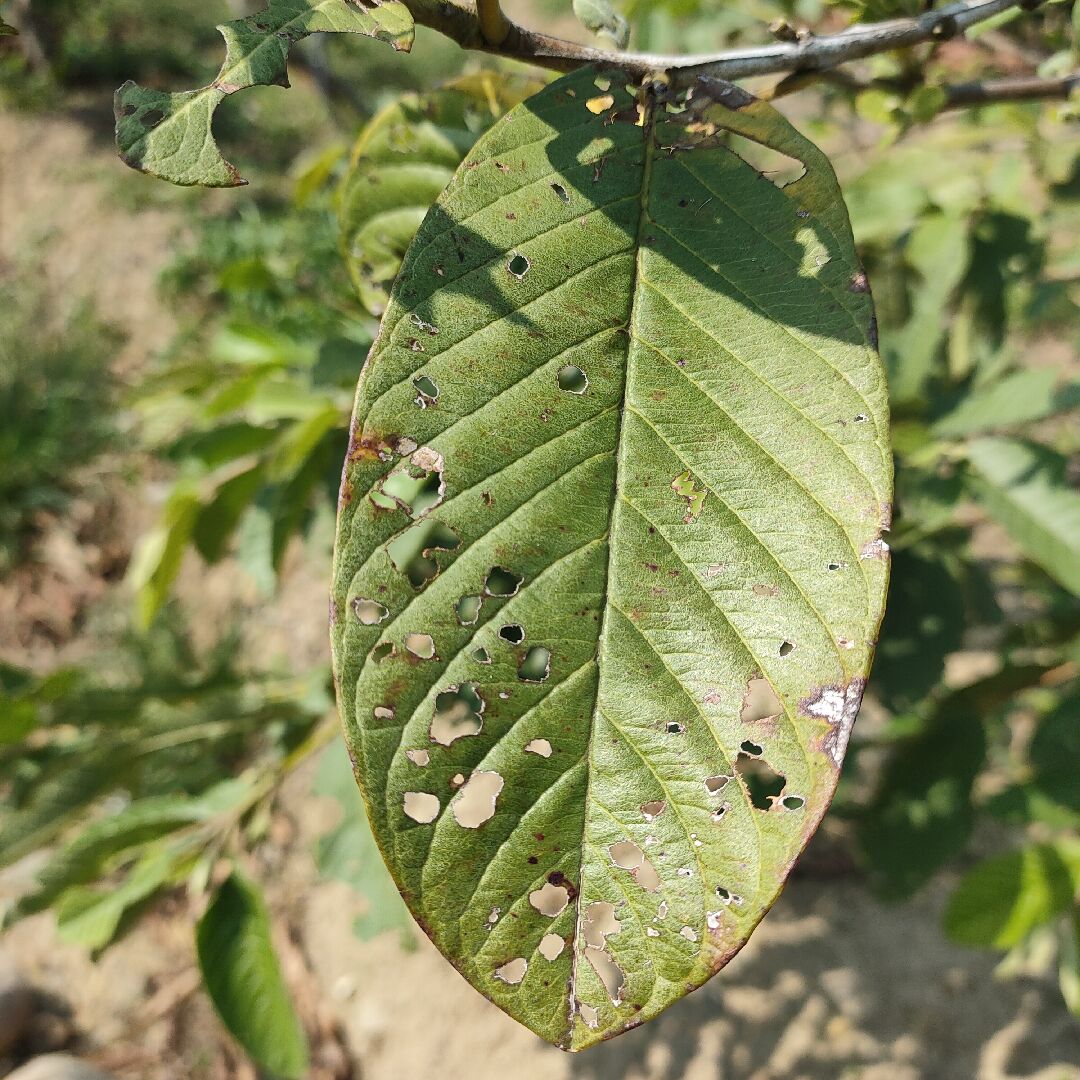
[942,70,1079,108]
[402,0,1030,85]
[475,0,509,46]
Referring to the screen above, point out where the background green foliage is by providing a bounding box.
[1,0,1078,1070]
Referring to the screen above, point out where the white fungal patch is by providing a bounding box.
[373,705,395,721]
[646,927,660,938]
[494,958,527,985]
[405,749,429,766]
[860,537,890,560]
[524,738,552,757]
[707,911,722,930]
[539,933,565,960]
[451,770,503,827]
[402,792,439,823]
[487,907,501,924]
[529,882,570,918]
[804,679,864,766]
[679,925,698,942]
[657,901,669,920]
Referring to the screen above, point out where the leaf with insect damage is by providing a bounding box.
[114,0,413,187]
[330,68,891,1050]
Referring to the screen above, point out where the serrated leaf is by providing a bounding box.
[330,69,891,1049]
[197,871,309,1079]
[114,0,414,187]
[338,75,543,315]
[966,437,1080,596]
[944,841,1080,949]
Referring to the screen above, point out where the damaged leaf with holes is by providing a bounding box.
[330,67,890,1050]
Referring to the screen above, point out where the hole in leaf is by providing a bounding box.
[387,520,460,588]
[518,646,551,683]
[634,857,662,892]
[557,365,588,394]
[828,561,842,571]
[539,933,565,960]
[456,594,482,625]
[721,132,806,188]
[499,623,525,644]
[377,451,444,518]
[666,721,685,734]
[782,794,805,810]
[403,791,439,823]
[582,901,621,948]
[711,802,731,823]
[452,770,504,827]
[485,566,523,597]
[585,947,625,1004]
[405,749,430,766]
[352,598,389,625]
[494,958,527,985]
[413,374,439,407]
[671,470,706,522]
[430,683,484,745]
[609,841,643,870]
[472,646,491,664]
[740,740,763,755]
[779,640,794,657]
[641,800,665,821]
[524,738,552,757]
[578,1002,599,1028]
[404,632,436,659]
[507,253,530,278]
[705,775,730,793]
[529,882,570,917]
[735,753,786,810]
[740,677,782,722]
[371,641,395,662]
[551,182,570,203]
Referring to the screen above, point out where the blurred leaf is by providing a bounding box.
[1029,688,1080,814]
[934,369,1079,438]
[56,845,191,950]
[944,841,1080,948]
[338,73,542,315]
[966,438,1080,595]
[313,744,415,947]
[114,0,414,187]
[573,0,631,48]
[872,545,968,712]
[192,465,267,563]
[127,479,202,630]
[1062,908,1080,1020]
[8,782,248,924]
[197,870,309,1079]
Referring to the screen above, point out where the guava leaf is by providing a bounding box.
[115,0,414,187]
[197,871,310,1079]
[338,74,544,315]
[330,68,891,1050]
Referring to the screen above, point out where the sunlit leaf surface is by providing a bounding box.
[331,68,891,1049]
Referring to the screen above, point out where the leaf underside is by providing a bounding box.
[330,68,891,1050]
[114,0,414,187]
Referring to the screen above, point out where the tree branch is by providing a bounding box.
[402,0,1031,86]
[941,71,1079,108]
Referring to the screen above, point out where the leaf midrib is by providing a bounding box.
[566,95,658,1048]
